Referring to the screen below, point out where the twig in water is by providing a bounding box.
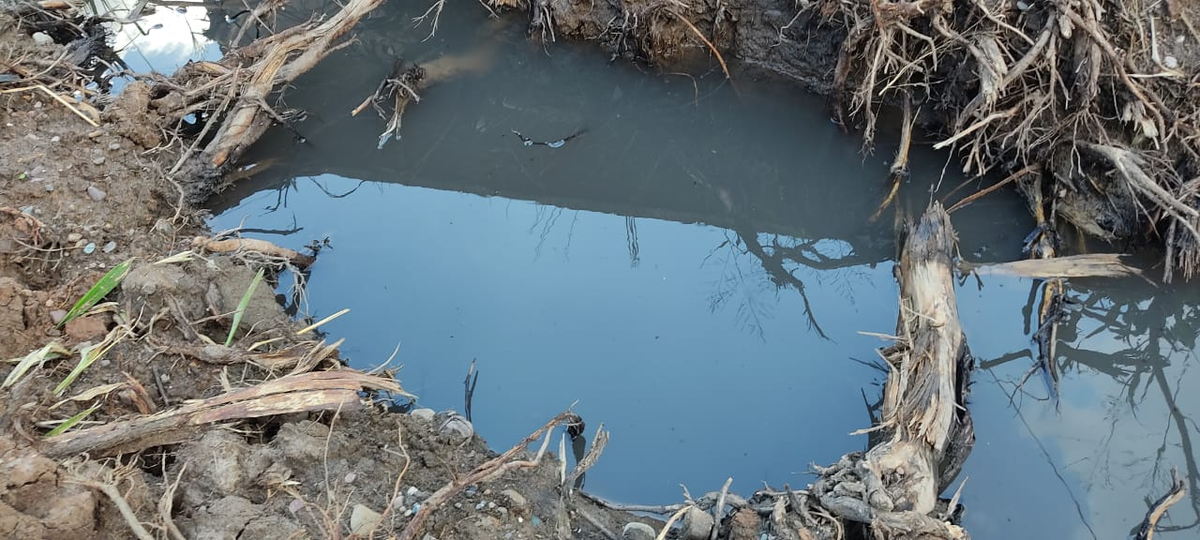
[669,10,738,96]
[463,359,478,422]
[945,164,1039,213]
[412,0,446,41]
[870,96,914,223]
[1135,467,1187,540]
[566,423,609,494]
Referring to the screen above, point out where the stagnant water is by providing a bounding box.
[116,1,1200,538]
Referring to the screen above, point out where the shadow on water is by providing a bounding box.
[186,1,1200,538]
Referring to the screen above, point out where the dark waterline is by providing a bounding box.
[193,2,1200,539]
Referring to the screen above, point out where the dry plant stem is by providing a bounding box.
[709,477,733,540]
[66,476,155,540]
[669,10,737,95]
[370,422,412,534]
[1136,468,1187,540]
[159,462,188,540]
[170,68,239,176]
[399,410,577,540]
[191,235,315,268]
[566,424,609,492]
[202,0,387,170]
[43,370,406,458]
[655,505,692,540]
[1081,143,1200,238]
[946,164,1039,213]
[870,96,914,223]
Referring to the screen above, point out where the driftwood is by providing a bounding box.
[807,202,972,540]
[42,369,411,458]
[1135,468,1187,540]
[965,253,1144,279]
[191,235,316,268]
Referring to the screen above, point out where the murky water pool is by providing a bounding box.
[155,2,1200,538]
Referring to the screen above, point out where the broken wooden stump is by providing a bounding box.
[807,202,973,540]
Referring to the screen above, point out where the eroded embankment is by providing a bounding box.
[0,5,649,540]
[519,0,1197,281]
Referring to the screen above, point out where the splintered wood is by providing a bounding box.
[42,370,412,458]
[812,203,972,540]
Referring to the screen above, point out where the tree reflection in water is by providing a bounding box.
[983,277,1200,535]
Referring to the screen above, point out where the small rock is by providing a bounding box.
[680,507,714,540]
[499,489,528,513]
[349,504,382,535]
[75,239,88,249]
[25,133,38,141]
[475,501,486,511]
[435,410,474,440]
[82,242,96,254]
[487,501,496,510]
[288,498,304,513]
[87,130,103,139]
[108,142,121,151]
[1164,55,1179,69]
[92,156,105,165]
[67,233,82,243]
[102,241,116,253]
[496,506,508,516]
[392,495,406,509]
[87,185,106,201]
[422,535,438,540]
[343,472,356,484]
[1016,0,1030,10]
[728,509,761,540]
[409,408,436,422]
[622,522,656,540]
[453,502,462,509]
[201,345,235,362]
[65,316,107,341]
[31,32,53,45]
[49,309,67,324]
[50,135,60,142]
[44,183,53,192]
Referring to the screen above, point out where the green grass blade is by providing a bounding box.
[226,268,265,346]
[57,258,134,328]
[53,342,102,397]
[44,402,101,438]
[2,341,70,389]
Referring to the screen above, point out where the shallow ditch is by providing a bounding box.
[176,1,1200,538]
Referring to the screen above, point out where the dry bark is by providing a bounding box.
[41,370,409,459]
[809,202,973,540]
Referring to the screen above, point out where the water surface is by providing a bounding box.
[208,3,1200,539]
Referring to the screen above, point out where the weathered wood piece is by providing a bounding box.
[810,202,973,540]
[42,369,410,458]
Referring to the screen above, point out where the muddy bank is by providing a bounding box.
[537,0,1200,280]
[0,8,653,540]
